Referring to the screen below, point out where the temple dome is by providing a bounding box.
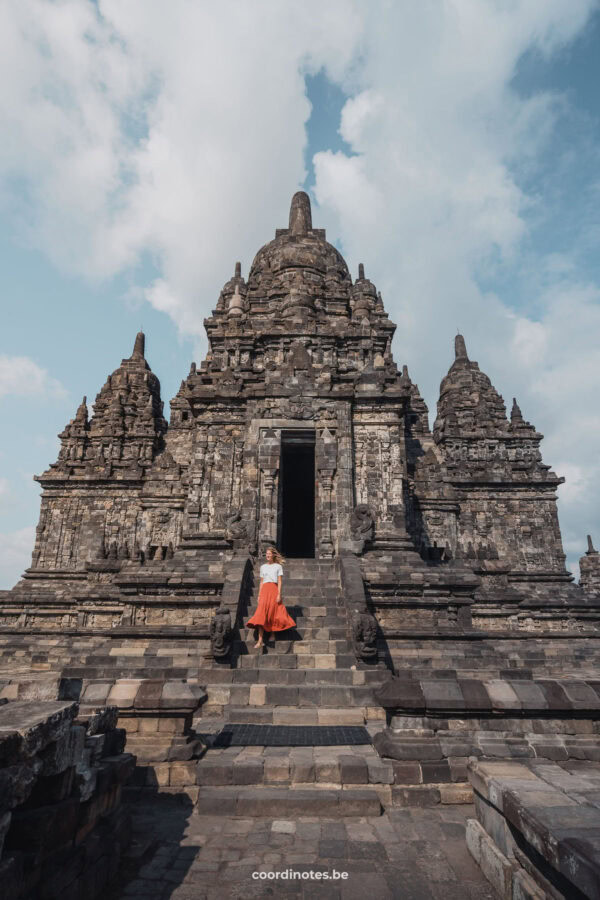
[246,192,352,306]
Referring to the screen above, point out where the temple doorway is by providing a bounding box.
[279,431,315,558]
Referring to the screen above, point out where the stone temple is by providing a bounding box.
[1,192,600,899]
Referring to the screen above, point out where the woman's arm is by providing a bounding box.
[276,574,282,603]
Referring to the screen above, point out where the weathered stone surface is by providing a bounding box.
[469,758,600,899]
[1,191,600,895]
[1,189,594,652]
[0,701,134,900]
[0,701,77,763]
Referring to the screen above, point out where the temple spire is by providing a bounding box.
[588,535,597,554]
[75,396,88,424]
[358,263,365,280]
[131,331,145,359]
[511,398,524,424]
[399,364,412,390]
[455,333,469,361]
[234,261,241,278]
[289,191,312,236]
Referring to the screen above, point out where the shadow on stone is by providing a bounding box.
[107,792,195,900]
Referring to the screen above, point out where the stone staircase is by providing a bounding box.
[194,558,391,816]
[201,558,386,726]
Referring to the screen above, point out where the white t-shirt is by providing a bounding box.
[260,562,283,583]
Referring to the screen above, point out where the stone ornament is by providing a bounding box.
[352,608,378,661]
[225,509,247,541]
[349,505,375,554]
[210,605,233,658]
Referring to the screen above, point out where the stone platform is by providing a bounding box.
[468,758,600,898]
[108,797,496,900]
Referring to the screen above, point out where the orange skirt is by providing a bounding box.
[247,582,296,632]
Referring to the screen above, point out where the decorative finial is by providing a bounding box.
[358,263,365,280]
[289,191,312,236]
[75,396,88,423]
[511,398,524,423]
[189,362,197,375]
[454,333,468,361]
[588,535,597,554]
[235,261,241,278]
[399,364,411,388]
[132,331,145,358]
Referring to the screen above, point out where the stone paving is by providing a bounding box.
[111,796,497,900]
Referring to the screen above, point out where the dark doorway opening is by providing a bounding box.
[279,431,315,558]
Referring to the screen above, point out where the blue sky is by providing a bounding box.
[0,1,599,586]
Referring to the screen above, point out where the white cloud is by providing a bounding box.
[0,0,362,336]
[0,526,34,588]
[0,355,66,399]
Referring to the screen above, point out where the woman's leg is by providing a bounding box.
[254,625,264,648]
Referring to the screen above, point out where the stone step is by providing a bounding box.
[240,624,348,639]
[62,666,195,680]
[206,683,377,708]
[251,591,342,601]
[195,785,383,817]
[223,705,373,726]
[237,652,356,669]
[196,746,394,787]
[234,639,351,655]
[198,667,386,685]
[245,604,345,617]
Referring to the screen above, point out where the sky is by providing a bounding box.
[0,0,599,587]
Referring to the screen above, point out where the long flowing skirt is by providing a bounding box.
[247,582,296,632]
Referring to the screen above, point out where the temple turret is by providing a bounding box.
[509,397,537,436]
[42,332,167,478]
[426,334,567,581]
[57,396,90,463]
[74,396,89,425]
[580,535,600,594]
[433,333,508,440]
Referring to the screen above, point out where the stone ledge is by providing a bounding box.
[195,785,383,817]
[469,758,600,898]
[375,674,600,715]
[0,700,78,762]
[374,727,600,769]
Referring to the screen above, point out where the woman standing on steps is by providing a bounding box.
[247,546,296,649]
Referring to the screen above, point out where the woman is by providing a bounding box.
[247,546,296,649]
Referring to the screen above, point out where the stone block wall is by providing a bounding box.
[0,699,135,900]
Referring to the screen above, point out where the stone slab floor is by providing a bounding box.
[108,796,497,900]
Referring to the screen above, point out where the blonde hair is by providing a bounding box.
[265,546,285,565]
